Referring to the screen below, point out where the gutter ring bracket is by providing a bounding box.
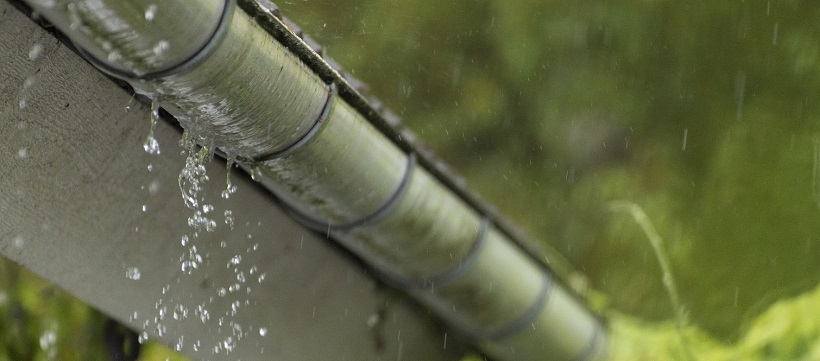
[373,217,491,290]
[484,271,553,342]
[279,151,417,233]
[247,82,337,162]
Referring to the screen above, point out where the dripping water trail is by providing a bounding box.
[143,96,161,155]
[609,201,695,361]
[222,156,237,199]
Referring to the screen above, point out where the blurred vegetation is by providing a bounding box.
[0,260,183,361]
[2,0,819,360]
[278,0,820,358]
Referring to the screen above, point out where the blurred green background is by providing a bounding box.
[2,0,819,360]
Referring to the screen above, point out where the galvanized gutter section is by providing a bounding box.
[23,0,608,360]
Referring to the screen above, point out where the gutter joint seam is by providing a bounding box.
[73,0,235,81]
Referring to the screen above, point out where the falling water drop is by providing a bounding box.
[250,167,262,181]
[224,210,235,229]
[12,235,25,249]
[366,312,380,328]
[258,327,267,336]
[125,93,135,112]
[144,4,158,22]
[39,329,57,359]
[222,157,237,199]
[19,76,35,110]
[28,43,44,61]
[144,96,161,155]
[126,267,141,280]
[138,331,149,344]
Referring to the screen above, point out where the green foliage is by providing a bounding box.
[609,283,820,361]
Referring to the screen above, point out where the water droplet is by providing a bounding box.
[228,255,241,266]
[126,267,141,280]
[143,96,161,155]
[125,93,135,112]
[250,167,262,181]
[224,210,234,229]
[148,180,160,195]
[107,50,122,63]
[141,205,148,212]
[28,43,44,61]
[153,40,169,57]
[147,164,153,172]
[222,157,237,199]
[259,327,267,336]
[12,236,24,248]
[144,4,157,21]
[366,312,380,328]
[195,305,210,323]
[17,148,28,159]
[138,331,149,344]
[39,330,56,354]
[180,235,189,246]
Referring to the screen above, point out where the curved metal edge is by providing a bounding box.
[279,152,417,233]
[573,323,608,361]
[375,217,490,290]
[485,271,553,342]
[424,217,490,286]
[248,82,337,162]
[73,0,235,81]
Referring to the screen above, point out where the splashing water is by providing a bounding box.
[178,131,210,210]
[143,97,161,155]
[132,118,265,354]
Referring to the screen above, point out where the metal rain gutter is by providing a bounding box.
[23,0,609,360]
